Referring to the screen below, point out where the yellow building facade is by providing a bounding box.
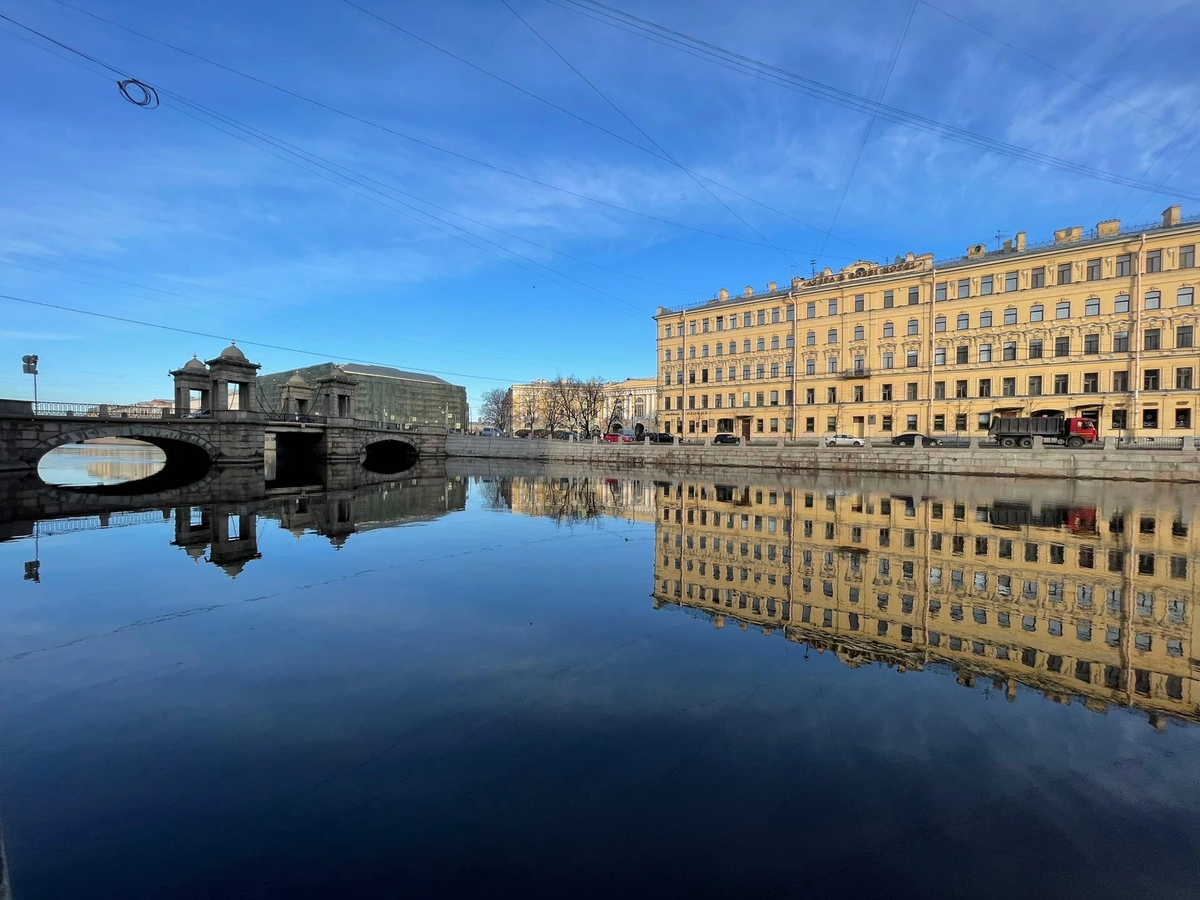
[655,206,1200,439]
[507,377,659,435]
[652,476,1200,727]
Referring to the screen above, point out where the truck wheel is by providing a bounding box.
[1000,437,1015,448]
[1019,437,1033,448]
[1067,436,1084,448]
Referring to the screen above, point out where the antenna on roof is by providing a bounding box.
[993,230,1009,251]
[810,259,816,277]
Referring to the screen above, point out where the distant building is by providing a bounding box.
[258,363,467,429]
[506,377,658,435]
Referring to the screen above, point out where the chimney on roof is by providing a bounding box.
[1053,226,1083,245]
[767,281,777,292]
[1096,219,1120,237]
[1163,205,1181,227]
[744,285,754,297]
[966,243,987,259]
[718,288,729,300]
[1002,239,1013,252]
[1015,232,1027,251]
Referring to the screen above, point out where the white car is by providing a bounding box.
[479,427,504,438]
[825,433,865,447]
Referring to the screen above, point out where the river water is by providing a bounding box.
[2,445,1200,898]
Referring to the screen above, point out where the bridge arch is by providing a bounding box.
[30,424,216,493]
[359,434,419,473]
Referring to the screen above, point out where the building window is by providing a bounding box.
[854,325,865,341]
[785,334,794,348]
[1178,326,1194,349]
[1116,254,1131,277]
[1177,408,1192,428]
[957,279,970,299]
[956,313,969,330]
[935,282,947,302]
[770,363,779,378]
[806,303,816,319]
[977,413,991,430]
[664,349,672,361]
[1145,329,1161,351]
[757,310,766,325]
[743,365,752,379]
[828,328,838,343]
[933,413,945,430]
[1179,287,1195,307]
[934,381,946,399]
[806,331,815,347]
[935,316,947,332]
[978,344,992,362]
[1002,377,1016,396]
[882,321,894,338]
[907,319,919,335]
[1003,341,1017,361]
[770,390,779,405]
[1052,374,1069,394]
[1144,369,1160,390]
[756,338,765,352]
[934,348,946,365]
[1084,333,1099,354]
[882,353,893,369]
[771,335,780,350]
[1086,258,1101,280]
[956,346,969,364]
[1177,367,1193,390]
[1146,291,1161,310]
[906,350,919,367]
[827,387,837,403]
[1057,263,1071,284]
[827,416,837,431]
[980,310,992,327]
[955,380,968,398]
[853,385,863,402]
[854,294,865,312]
[981,275,993,295]
[1005,271,1018,291]
[757,365,766,378]
[1030,304,1043,322]
[827,359,838,374]
[805,388,814,404]
[1113,371,1129,391]
[772,307,781,323]
[702,344,709,357]
[1144,408,1159,428]
[1031,267,1045,288]
[907,415,918,430]
[1083,372,1098,393]
[883,290,894,308]
[1003,307,1017,326]
[1029,375,1042,395]
[1147,250,1162,273]
[979,378,992,398]
[881,415,893,431]
[881,384,893,401]
[1112,409,1127,429]
[828,299,838,316]
[805,417,815,432]
[1054,336,1070,357]
[1083,296,1099,317]
[1056,301,1070,319]
[786,305,795,321]
[1181,245,1196,268]
[1114,331,1130,352]
[906,382,918,401]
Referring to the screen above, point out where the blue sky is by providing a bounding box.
[1,0,1198,414]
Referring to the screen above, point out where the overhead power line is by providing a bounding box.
[545,0,1200,202]
[26,1,852,259]
[0,292,522,384]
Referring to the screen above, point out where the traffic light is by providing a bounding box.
[22,354,38,375]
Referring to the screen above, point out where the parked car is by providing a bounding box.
[825,433,865,447]
[644,432,675,443]
[892,432,942,447]
[712,433,741,445]
[186,408,212,419]
[555,431,579,441]
[603,428,636,443]
[479,427,504,438]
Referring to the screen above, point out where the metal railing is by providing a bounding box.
[31,401,178,419]
[1113,436,1186,451]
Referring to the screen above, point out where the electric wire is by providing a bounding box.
[18,3,840,256]
[545,0,1200,201]
[814,0,916,264]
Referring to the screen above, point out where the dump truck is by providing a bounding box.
[987,416,1098,448]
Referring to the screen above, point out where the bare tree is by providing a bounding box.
[544,378,573,437]
[480,389,509,431]
[607,399,625,433]
[518,392,539,437]
[574,378,606,438]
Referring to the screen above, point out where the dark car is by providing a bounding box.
[712,433,741,445]
[892,432,942,447]
[644,432,675,444]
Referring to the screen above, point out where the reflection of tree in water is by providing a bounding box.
[542,477,604,527]
[476,477,513,512]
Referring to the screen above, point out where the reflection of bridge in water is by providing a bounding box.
[3,457,465,579]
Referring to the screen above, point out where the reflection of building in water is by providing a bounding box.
[169,476,467,572]
[508,475,657,524]
[653,479,1200,727]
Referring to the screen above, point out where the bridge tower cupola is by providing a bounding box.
[279,371,315,419]
[169,355,211,414]
[315,366,359,421]
[205,343,262,414]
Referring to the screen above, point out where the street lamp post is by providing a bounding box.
[22,354,38,410]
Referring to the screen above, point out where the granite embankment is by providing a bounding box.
[446,435,1200,484]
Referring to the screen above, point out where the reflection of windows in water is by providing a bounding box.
[1105,666,1122,689]
[1107,588,1123,613]
[1024,581,1038,599]
[1022,615,1037,632]
[996,646,1010,660]
[973,607,987,624]
[931,534,943,551]
[1135,633,1152,652]
[929,631,941,646]
[849,587,860,603]
[998,539,1012,559]
[848,613,859,631]
[1079,547,1095,569]
[1137,592,1155,616]
[929,567,942,585]
[1048,582,1064,602]
[1167,675,1184,699]
[1076,623,1092,642]
[1048,655,1063,673]
[1048,619,1063,637]
[877,594,889,611]
[902,561,914,579]
[1106,626,1121,646]
[1074,661,1090,682]
[1168,639,1183,658]
[973,573,987,591]
[902,595,914,614]
[998,612,1010,628]
[1168,599,1187,623]
[950,604,963,621]
[951,570,964,587]
[823,609,833,627]
[997,576,1011,597]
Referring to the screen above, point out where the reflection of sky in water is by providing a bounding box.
[1,468,1199,898]
[37,442,166,486]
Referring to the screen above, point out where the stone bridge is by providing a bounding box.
[0,401,448,486]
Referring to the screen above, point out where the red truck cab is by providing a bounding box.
[1065,417,1099,444]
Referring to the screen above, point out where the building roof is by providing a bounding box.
[338,363,450,385]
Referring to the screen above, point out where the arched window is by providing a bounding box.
[1056,301,1071,319]
[883,321,894,337]
[742,339,751,353]
[907,319,919,335]
[1030,303,1044,322]
[957,313,969,330]
[664,348,672,361]
[634,397,646,418]
[854,325,865,341]
[806,331,816,345]
[701,344,709,357]
[828,328,839,343]
[935,316,947,332]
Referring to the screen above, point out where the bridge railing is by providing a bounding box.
[31,401,179,419]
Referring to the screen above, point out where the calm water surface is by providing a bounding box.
[2,447,1200,898]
